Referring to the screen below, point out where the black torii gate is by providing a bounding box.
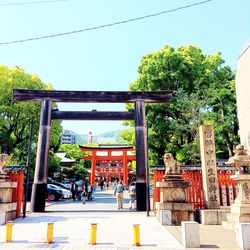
[13,89,172,212]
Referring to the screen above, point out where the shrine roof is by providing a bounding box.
[79,145,135,150]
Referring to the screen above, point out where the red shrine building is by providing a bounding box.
[80,145,136,185]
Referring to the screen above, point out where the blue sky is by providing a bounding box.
[1,0,249,135]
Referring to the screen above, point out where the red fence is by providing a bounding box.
[153,169,237,210]
[7,171,24,218]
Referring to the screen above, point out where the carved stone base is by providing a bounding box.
[156,180,194,226]
[0,174,8,181]
[155,202,194,225]
[0,181,17,202]
[222,174,250,230]
[0,202,17,221]
[156,179,190,203]
[198,207,229,225]
[163,174,184,182]
[0,180,18,223]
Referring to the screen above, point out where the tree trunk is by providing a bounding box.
[223,131,234,157]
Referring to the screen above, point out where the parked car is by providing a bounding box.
[25,183,64,201]
[49,182,71,190]
[47,184,64,201]
[49,183,72,199]
[62,182,71,189]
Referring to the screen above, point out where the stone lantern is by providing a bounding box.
[223,145,250,229]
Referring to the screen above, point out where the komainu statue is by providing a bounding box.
[163,152,180,175]
[0,154,9,176]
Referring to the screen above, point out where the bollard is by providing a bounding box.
[6,221,13,242]
[237,223,250,250]
[47,223,54,244]
[89,223,97,245]
[133,224,140,246]
[181,221,200,248]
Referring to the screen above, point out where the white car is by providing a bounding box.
[49,184,72,199]
[61,188,72,199]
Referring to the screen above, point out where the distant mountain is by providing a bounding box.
[94,130,127,144]
[65,130,127,145]
[66,130,87,145]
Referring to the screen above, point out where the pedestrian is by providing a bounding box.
[81,189,87,204]
[77,185,83,201]
[100,179,104,191]
[87,183,92,200]
[128,183,136,210]
[113,180,124,209]
[71,182,76,201]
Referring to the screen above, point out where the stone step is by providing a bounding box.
[222,220,237,230]
[227,212,240,222]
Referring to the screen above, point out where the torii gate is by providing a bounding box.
[13,89,172,212]
[80,145,136,185]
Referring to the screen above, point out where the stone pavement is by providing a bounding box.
[0,189,183,250]
[0,189,239,249]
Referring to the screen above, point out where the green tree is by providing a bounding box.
[122,45,239,165]
[58,144,87,180]
[0,65,63,174]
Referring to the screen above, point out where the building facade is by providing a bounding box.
[60,130,76,144]
[235,41,250,150]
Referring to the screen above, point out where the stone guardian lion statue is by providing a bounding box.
[0,154,9,175]
[163,152,180,175]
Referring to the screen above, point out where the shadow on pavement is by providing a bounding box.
[200,244,219,248]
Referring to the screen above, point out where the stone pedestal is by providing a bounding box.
[155,178,194,225]
[0,180,17,223]
[198,207,229,225]
[222,174,250,230]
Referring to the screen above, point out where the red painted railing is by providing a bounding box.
[153,169,237,210]
[182,170,205,209]
[7,171,24,218]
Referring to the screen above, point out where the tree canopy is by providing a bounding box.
[58,144,87,181]
[121,45,239,165]
[0,65,63,175]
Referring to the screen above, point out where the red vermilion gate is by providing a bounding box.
[80,145,136,186]
[8,171,24,218]
[153,169,237,210]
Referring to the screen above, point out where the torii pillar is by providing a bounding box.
[135,100,148,211]
[30,100,52,212]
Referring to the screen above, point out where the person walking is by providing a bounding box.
[128,183,136,210]
[100,179,104,191]
[113,180,124,209]
[87,183,92,200]
[71,182,76,201]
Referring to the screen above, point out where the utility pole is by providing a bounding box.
[23,120,33,218]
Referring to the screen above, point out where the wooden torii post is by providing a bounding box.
[13,89,172,212]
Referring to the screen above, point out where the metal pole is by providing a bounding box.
[146,124,150,216]
[23,120,33,218]
[30,99,52,212]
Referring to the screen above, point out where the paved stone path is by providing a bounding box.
[0,189,184,249]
